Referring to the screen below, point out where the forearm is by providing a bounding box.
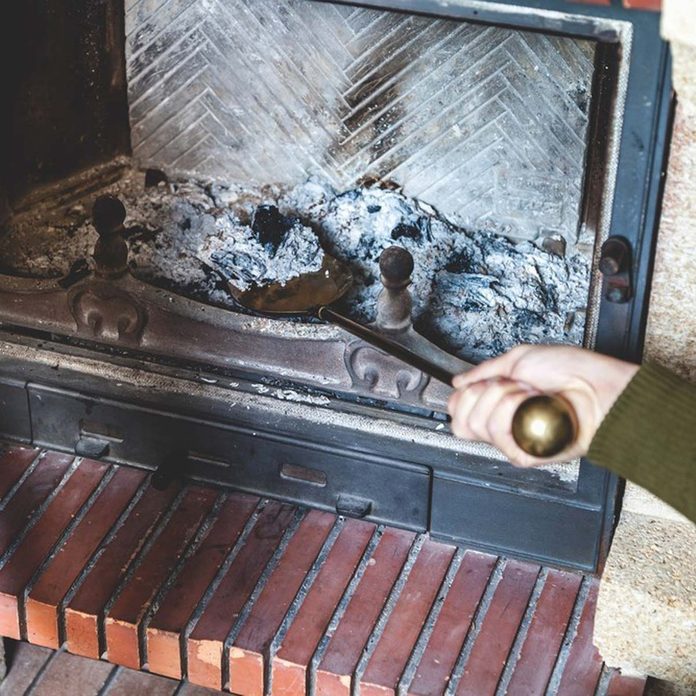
[587,362,696,522]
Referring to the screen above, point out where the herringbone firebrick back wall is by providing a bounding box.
[125,0,595,245]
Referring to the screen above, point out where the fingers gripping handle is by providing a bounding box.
[511,394,578,458]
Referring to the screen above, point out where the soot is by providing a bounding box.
[252,205,298,253]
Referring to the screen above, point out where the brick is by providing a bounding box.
[607,671,648,695]
[0,458,107,639]
[557,581,604,695]
[272,518,376,696]
[623,0,661,10]
[409,551,497,696]
[25,466,145,648]
[29,649,114,695]
[147,492,259,680]
[0,452,74,556]
[506,569,583,694]
[361,539,455,696]
[0,643,203,696]
[455,559,540,696]
[0,446,38,501]
[187,501,296,691]
[65,482,180,658]
[0,641,54,695]
[105,487,219,669]
[99,666,179,696]
[316,527,415,696]
[230,509,336,696]
[0,446,643,693]
[176,681,226,695]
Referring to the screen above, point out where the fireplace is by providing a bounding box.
[0,0,672,572]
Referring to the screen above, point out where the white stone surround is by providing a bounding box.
[594,2,696,691]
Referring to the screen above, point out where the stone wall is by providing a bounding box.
[595,3,696,691]
[645,40,696,380]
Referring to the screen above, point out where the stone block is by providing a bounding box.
[594,504,696,692]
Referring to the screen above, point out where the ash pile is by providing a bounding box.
[0,173,590,363]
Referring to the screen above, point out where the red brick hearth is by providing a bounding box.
[0,444,646,695]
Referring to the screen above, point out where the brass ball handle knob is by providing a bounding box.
[511,395,578,459]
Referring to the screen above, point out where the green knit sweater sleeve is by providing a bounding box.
[587,362,696,522]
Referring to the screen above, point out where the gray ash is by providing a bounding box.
[197,206,324,293]
[0,172,590,362]
[422,239,588,361]
[280,181,588,362]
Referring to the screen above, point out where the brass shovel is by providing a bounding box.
[226,253,577,459]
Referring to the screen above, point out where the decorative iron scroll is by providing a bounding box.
[68,283,147,345]
[344,339,429,403]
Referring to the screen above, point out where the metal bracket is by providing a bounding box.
[74,437,110,459]
[599,236,633,304]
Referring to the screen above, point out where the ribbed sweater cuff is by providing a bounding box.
[588,362,696,521]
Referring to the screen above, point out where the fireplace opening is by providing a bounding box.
[0,0,673,572]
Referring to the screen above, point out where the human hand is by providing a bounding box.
[447,345,639,466]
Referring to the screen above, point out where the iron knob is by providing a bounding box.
[599,237,630,276]
[512,395,578,459]
[92,195,128,277]
[379,246,414,288]
[93,194,126,234]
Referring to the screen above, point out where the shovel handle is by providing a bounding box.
[317,306,454,384]
[510,394,577,459]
